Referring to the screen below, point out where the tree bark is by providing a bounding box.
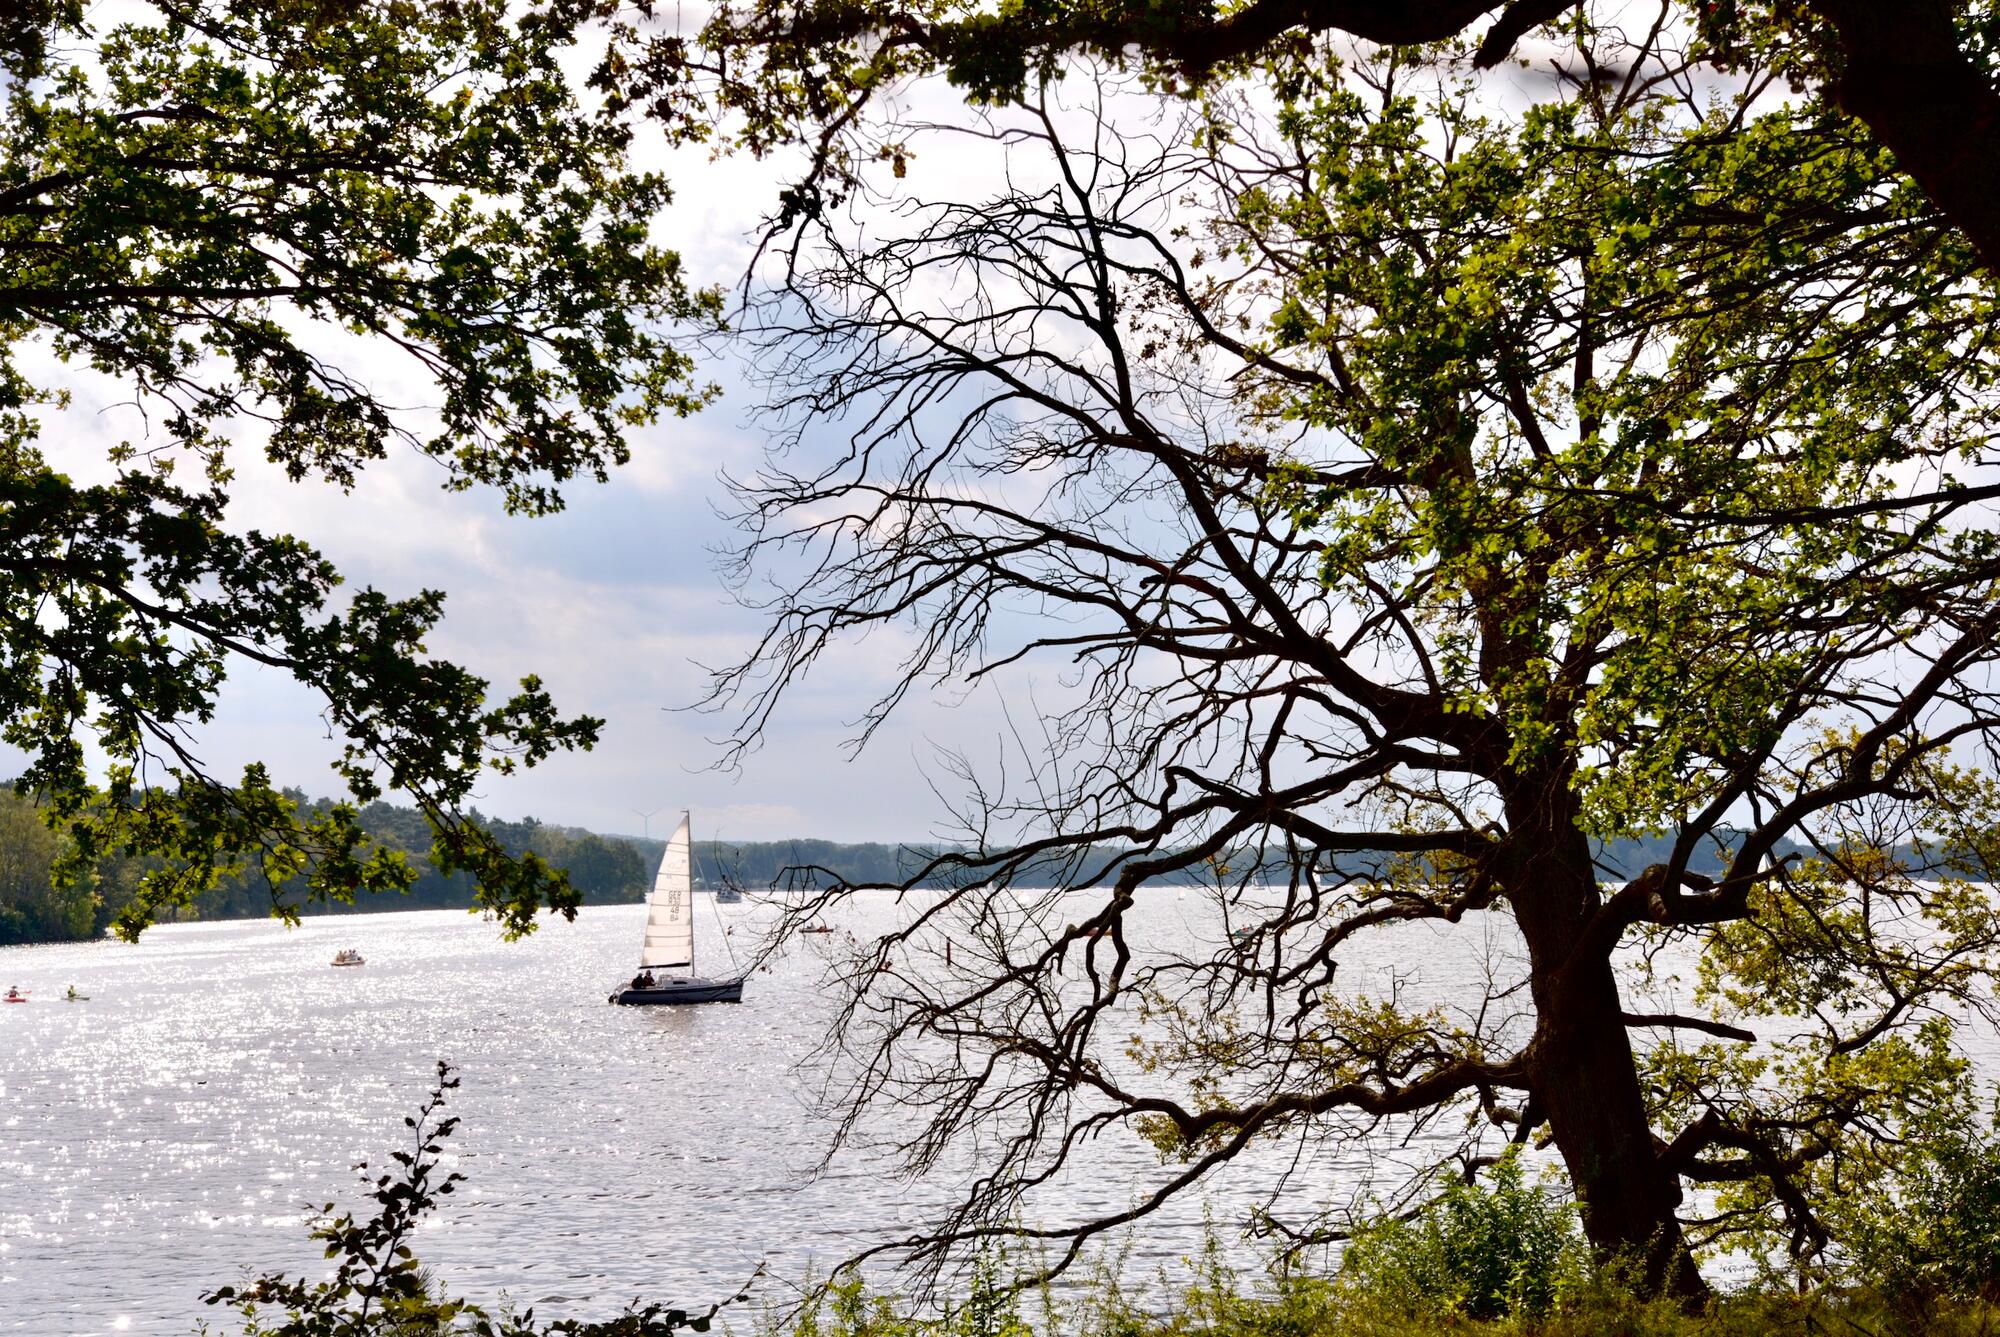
[1505,786,1710,1304]
[1533,949,1707,1303]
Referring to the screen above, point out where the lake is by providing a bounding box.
[0,894,1742,1335]
[19,880,1936,1328]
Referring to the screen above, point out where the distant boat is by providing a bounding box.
[3,986,27,1004]
[714,884,743,905]
[64,986,87,1002]
[331,948,365,967]
[609,812,745,1006]
[799,925,834,934]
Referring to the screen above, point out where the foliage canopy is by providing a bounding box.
[614,0,2000,281]
[1,0,711,936]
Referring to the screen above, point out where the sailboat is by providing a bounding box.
[608,811,745,1005]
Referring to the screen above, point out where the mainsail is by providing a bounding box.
[641,813,695,969]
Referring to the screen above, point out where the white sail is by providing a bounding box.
[641,813,695,969]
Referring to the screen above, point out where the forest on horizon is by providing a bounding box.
[0,784,1808,946]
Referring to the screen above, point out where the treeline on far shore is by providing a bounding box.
[680,831,1807,894]
[0,779,1811,947]
[0,786,650,947]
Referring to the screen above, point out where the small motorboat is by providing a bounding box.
[799,925,835,934]
[3,986,28,1003]
[331,948,365,967]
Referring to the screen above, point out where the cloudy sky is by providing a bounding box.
[20,101,1045,848]
[194,327,1025,850]
[22,34,1611,849]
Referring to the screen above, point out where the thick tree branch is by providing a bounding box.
[1811,0,2000,277]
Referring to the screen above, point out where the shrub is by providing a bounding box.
[781,1251,1032,1337]
[1847,1126,2000,1308]
[1337,1150,1588,1322]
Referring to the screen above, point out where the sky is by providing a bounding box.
[16,75,1049,847]
[15,21,1669,848]
[75,345,1035,848]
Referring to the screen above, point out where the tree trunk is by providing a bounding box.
[1506,788,1709,1306]
[1532,947,1707,1305]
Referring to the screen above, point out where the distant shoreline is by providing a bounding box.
[0,781,1820,948]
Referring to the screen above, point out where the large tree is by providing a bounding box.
[1,0,710,936]
[711,24,2000,1300]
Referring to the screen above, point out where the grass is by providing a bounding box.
[750,1262,2000,1337]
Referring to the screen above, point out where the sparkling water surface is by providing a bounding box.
[0,897,1586,1335]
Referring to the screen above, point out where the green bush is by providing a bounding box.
[1847,1127,2000,1308]
[1336,1151,1588,1322]
[1125,1228,1340,1337]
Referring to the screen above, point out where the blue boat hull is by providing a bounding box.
[608,977,745,1005]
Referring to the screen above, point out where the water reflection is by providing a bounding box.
[0,900,1521,1336]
